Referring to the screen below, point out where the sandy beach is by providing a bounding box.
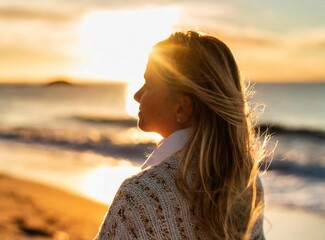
[0,174,107,240]
[0,174,324,240]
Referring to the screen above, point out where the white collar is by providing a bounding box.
[141,128,191,170]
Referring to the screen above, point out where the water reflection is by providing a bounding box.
[0,140,141,205]
[80,165,140,204]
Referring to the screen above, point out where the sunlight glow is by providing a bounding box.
[112,127,163,144]
[75,7,180,116]
[76,7,180,82]
[80,163,140,204]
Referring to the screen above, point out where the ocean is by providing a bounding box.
[0,82,324,216]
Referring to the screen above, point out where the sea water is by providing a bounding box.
[0,82,324,214]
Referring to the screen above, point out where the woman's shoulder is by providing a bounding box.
[98,153,200,239]
[117,153,181,200]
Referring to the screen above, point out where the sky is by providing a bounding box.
[0,0,324,84]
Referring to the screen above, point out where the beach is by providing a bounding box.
[1,174,324,240]
[0,174,107,240]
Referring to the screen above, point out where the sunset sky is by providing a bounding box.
[1,0,324,84]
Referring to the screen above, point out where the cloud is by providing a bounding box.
[287,28,325,51]
[0,0,181,23]
[0,5,83,23]
[0,0,324,82]
[199,22,280,49]
[198,22,325,81]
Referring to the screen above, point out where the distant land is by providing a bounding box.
[0,76,128,86]
[46,80,72,86]
[0,77,324,86]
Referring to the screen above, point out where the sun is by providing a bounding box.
[75,7,180,116]
[75,7,180,82]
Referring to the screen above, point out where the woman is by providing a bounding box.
[96,31,266,240]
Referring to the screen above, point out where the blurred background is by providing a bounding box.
[0,0,324,239]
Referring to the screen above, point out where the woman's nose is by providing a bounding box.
[134,86,143,103]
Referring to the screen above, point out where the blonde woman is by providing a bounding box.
[96,31,265,240]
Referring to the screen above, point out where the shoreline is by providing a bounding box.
[1,174,324,239]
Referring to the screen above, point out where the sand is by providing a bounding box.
[1,174,324,240]
[0,174,107,240]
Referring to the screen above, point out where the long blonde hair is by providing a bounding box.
[150,31,266,239]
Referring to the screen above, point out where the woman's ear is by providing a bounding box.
[175,95,193,126]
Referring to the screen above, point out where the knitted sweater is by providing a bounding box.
[95,153,265,240]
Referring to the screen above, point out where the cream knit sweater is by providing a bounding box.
[95,153,264,240]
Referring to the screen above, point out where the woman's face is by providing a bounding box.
[134,59,180,138]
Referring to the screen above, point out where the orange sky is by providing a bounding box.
[0,0,324,84]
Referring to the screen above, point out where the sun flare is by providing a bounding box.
[75,7,180,117]
[76,7,180,82]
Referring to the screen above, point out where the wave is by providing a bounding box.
[258,124,325,179]
[258,123,325,140]
[69,118,325,140]
[0,127,154,163]
[71,118,325,139]
[71,115,137,127]
[261,159,325,179]
[1,124,324,178]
